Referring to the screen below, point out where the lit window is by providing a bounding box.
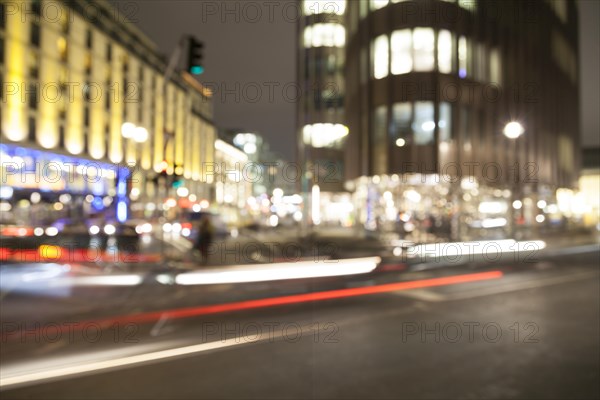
[304,27,312,48]
[458,36,468,78]
[303,123,349,148]
[391,30,412,75]
[413,28,435,71]
[372,106,388,174]
[475,43,487,81]
[84,53,92,74]
[372,34,389,79]
[459,106,471,152]
[326,54,337,74]
[370,0,388,10]
[303,0,346,15]
[458,0,477,12]
[490,48,501,84]
[439,103,452,142]
[413,102,435,145]
[58,37,68,62]
[438,30,453,73]
[304,23,345,48]
[391,102,412,141]
[360,0,368,18]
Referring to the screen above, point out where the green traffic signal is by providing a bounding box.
[187,36,204,75]
[190,65,204,75]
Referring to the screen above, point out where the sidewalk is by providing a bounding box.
[157,225,599,270]
[532,229,600,250]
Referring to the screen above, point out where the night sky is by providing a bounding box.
[117,0,599,161]
[116,0,297,160]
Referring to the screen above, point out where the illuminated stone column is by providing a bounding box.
[140,67,153,171]
[3,4,28,141]
[192,117,201,181]
[37,18,60,149]
[165,83,176,171]
[88,28,107,159]
[65,13,85,155]
[125,56,139,165]
[153,75,165,172]
[174,89,185,172]
[108,45,124,163]
[183,96,195,180]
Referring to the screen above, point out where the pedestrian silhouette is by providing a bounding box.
[195,214,214,265]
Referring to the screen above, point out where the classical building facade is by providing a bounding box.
[1,0,216,222]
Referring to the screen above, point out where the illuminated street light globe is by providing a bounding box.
[133,127,148,143]
[503,121,524,139]
[121,122,136,139]
[243,142,257,154]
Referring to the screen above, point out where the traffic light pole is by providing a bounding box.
[159,35,204,263]
[164,36,188,84]
[159,36,187,263]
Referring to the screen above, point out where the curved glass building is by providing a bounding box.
[299,0,581,239]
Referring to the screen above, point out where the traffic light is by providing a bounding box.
[172,164,184,188]
[187,36,204,75]
[172,177,184,189]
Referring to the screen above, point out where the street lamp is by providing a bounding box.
[121,123,149,207]
[503,121,524,239]
[503,121,524,139]
[121,122,136,139]
[121,123,148,144]
[133,127,148,143]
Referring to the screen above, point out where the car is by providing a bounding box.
[0,215,35,237]
[185,211,230,240]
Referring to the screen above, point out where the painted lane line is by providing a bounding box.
[1,270,503,343]
[446,270,599,300]
[395,270,598,302]
[0,306,420,390]
[0,333,268,389]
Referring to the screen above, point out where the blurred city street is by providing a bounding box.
[1,0,600,399]
[1,243,598,399]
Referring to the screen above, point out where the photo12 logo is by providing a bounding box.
[401,321,540,343]
[1,322,140,344]
[3,1,139,24]
[197,321,340,344]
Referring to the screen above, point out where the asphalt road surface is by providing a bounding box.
[1,248,598,399]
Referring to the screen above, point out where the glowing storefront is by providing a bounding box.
[0,0,216,222]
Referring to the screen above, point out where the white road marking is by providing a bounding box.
[0,333,269,389]
[149,314,170,337]
[393,289,446,302]
[2,264,596,389]
[0,307,415,390]
[446,270,599,300]
[395,270,598,302]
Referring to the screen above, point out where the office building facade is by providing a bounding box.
[299,0,580,238]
